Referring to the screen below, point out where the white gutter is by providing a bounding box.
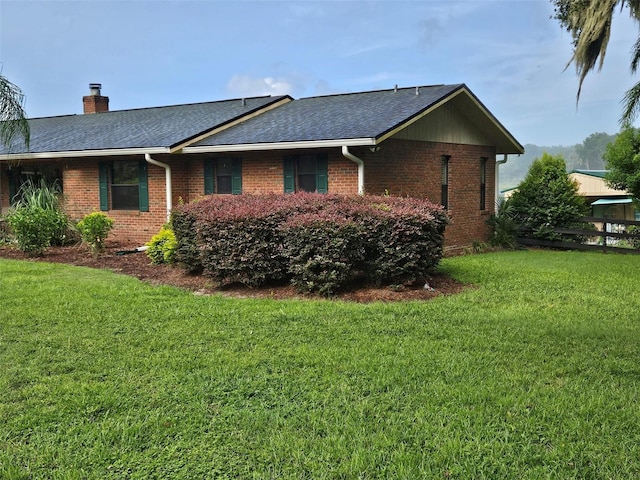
[495,153,508,202]
[183,137,376,154]
[0,147,169,162]
[145,153,172,222]
[341,145,365,195]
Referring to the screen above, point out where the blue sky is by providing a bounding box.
[0,0,637,146]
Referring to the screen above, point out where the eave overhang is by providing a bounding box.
[0,147,169,161]
[183,137,376,154]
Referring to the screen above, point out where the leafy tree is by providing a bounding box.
[0,74,30,150]
[575,132,616,169]
[603,127,640,201]
[552,0,640,125]
[509,153,590,240]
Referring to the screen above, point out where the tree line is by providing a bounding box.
[500,132,617,191]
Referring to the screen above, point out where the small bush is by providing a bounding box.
[76,212,114,255]
[146,226,177,264]
[627,225,640,249]
[6,206,57,255]
[486,198,520,249]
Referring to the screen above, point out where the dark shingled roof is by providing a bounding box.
[191,84,464,146]
[1,84,524,156]
[1,95,290,154]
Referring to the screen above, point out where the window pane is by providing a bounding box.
[298,155,316,174]
[441,156,449,209]
[112,185,139,210]
[217,158,233,175]
[441,157,449,185]
[217,175,232,194]
[298,174,317,192]
[113,161,139,185]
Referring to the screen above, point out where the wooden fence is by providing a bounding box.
[516,217,640,254]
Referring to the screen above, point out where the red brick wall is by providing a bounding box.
[2,141,496,250]
[62,158,169,245]
[358,139,497,251]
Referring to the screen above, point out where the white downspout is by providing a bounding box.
[144,153,172,223]
[495,153,508,202]
[341,145,364,195]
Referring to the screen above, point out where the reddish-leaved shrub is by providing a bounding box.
[171,193,449,294]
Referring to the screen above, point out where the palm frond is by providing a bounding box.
[627,0,640,20]
[620,80,640,126]
[0,75,30,151]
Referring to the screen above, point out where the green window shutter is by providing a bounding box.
[231,158,242,195]
[98,162,109,211]
[138,160,149,212]
[283,156,296,193]
[204,158,214,194]
[316,153,328,194]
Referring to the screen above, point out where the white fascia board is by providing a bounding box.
[183,138,376,154]
[0,147,169,161]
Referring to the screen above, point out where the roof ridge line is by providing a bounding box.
[26,94,291,120]
[297,83,462,101]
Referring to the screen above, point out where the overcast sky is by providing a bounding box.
[0,0,637,146]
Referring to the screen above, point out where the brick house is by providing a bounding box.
[0,83,523,250]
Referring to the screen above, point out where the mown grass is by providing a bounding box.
[1,250,640,479]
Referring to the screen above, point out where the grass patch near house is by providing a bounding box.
[1,250,640,478]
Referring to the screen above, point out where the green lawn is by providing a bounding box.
[1,250,640,479]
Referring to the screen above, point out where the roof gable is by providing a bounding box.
[187,84,523,154]
[189,84,464,148]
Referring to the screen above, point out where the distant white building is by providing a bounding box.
[568,170,639,221]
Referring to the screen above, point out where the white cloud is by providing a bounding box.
[226,75,295,97]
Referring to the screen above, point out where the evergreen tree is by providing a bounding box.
[509,153,590,240]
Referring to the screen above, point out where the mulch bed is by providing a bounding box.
[0,242,469,302]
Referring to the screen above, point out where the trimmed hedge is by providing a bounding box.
[283,213,365,296]
[172,193,449,295]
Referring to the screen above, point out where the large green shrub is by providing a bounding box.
[509,153,590,240]
[76,212,114,255]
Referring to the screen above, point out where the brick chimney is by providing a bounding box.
[83,83,109,114]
